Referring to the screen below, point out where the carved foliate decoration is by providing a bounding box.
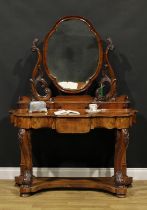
[30,38,52,101]
[18,129,32,188]
[114,128,130,187]
[30,20,117,100]
[18,129,25,144]
[115,170,124,186]
[22,170,32,187]
[122,128,129,148]
[95,38,117,101]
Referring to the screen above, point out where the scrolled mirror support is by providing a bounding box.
[30,38,52,101]
[95,38,117,101]
[30,19,117,100]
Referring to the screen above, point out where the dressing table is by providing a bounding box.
[10,16,137,197]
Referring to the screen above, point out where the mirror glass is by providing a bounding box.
[46,19,99,90]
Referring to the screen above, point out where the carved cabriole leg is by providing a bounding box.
[17,129,32,197]
[114,129,129,197]
[121,129,132,186]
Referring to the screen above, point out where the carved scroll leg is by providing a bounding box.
[114,129,129,197]
[17,129,32,197]
[121,129,132,186]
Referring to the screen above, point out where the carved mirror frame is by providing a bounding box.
[43,16,103,94]
[30,16,117,101]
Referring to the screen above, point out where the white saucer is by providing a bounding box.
[85,109,102,113]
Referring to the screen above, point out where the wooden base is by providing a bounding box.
[15,176,132,198]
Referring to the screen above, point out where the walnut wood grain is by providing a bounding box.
[30,38,52,101]
[10,106,136,197]
[15,177,129,197]
[9,16,137,197]
[18,129,32,195]
[10,108,136,131]
[95,38,117,101]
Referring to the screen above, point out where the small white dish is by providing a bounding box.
[54,110,80,116]
[85,109,102,113]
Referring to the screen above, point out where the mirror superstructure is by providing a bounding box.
[43,16,103,93]
[31,16,116,100]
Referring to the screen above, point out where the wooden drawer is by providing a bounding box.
[55,118,90,133]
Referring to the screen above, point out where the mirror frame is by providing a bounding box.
[43,16,103,94]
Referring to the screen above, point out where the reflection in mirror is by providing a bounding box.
[46,19,99,90]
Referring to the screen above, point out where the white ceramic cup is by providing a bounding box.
[89,104,98,111]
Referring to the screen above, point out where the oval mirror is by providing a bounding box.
[43,16,103,93]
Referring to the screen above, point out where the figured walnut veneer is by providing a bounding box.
[9,16,137,197]
[10,96,136,198]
